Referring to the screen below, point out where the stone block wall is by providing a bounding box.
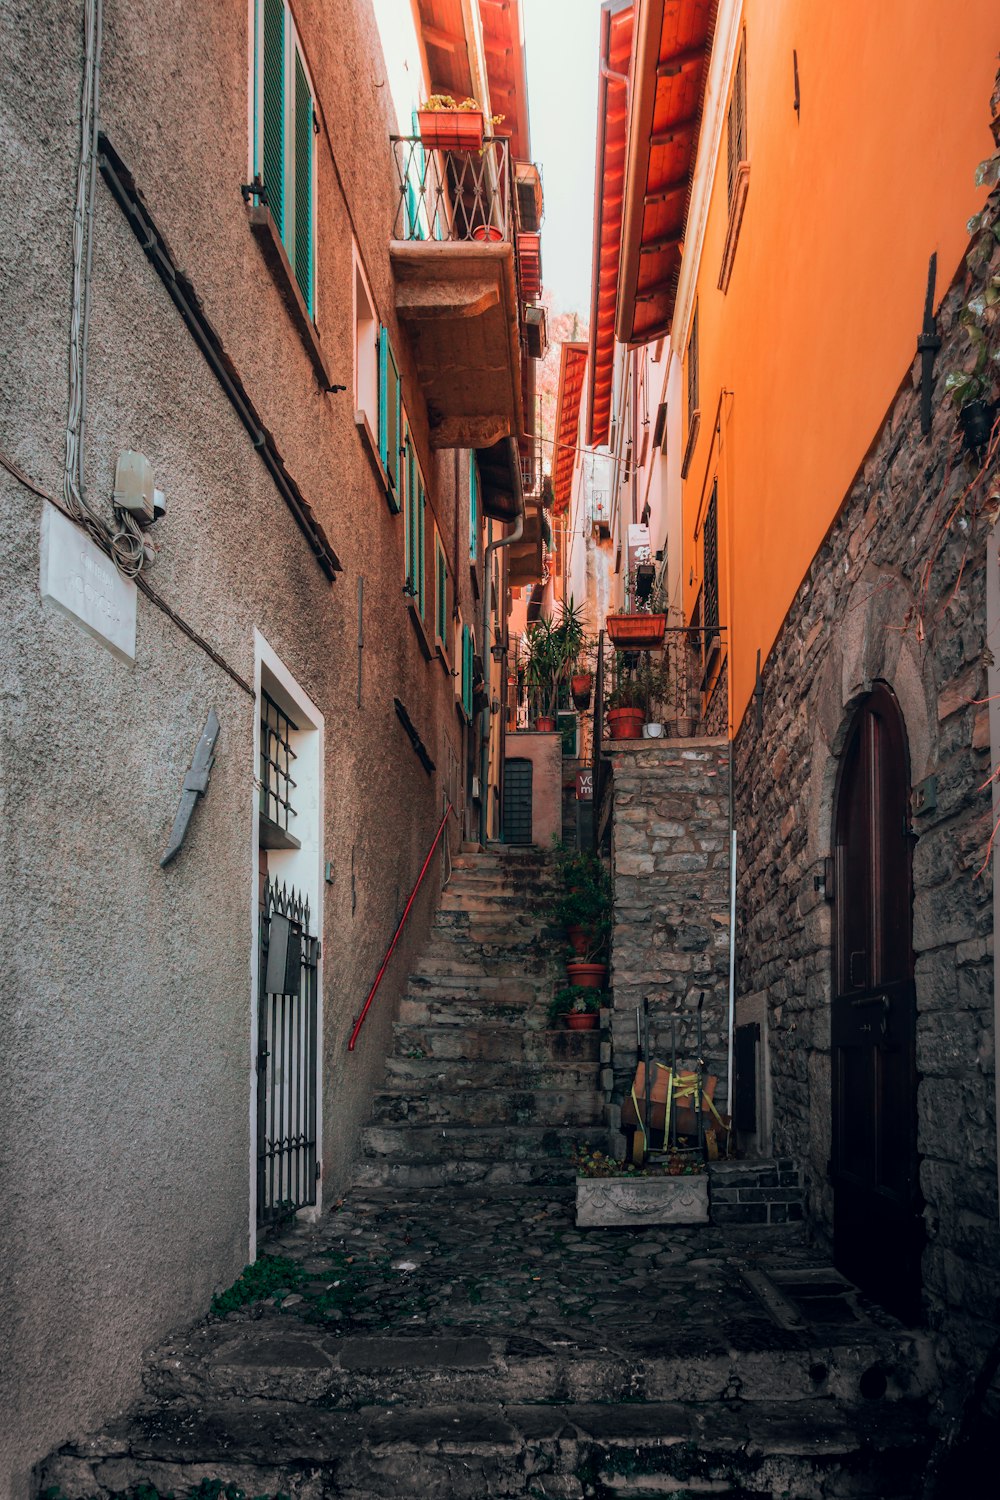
[732,260,998,1366]
[608,740,732,1117]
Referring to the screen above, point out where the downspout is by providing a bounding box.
[479,436,525,845]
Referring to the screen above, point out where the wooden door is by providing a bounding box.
[503,758,533,845]
[831,685,922,1320]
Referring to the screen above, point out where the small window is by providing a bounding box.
[703,481,719,640]
[259,689,298,838]
[354,253,378,431]
[470,456,479,564]
[719,34,750,293]
[682,303,701,478]
[461,623,474,721]
[255,0,316,315]
[379,327,402,508]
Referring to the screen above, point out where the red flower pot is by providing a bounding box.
[472,224,504,242]
[417,109,484,152]
[535,715,557,732]
[606,707,644,740]
[605,613,667,649]
[571,672,593,709]
[566,961,607,989]
[567,924,589,955]
[565,1011,600,1031]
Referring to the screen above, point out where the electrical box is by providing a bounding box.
[265,914,302,997]
[113,451,156,525]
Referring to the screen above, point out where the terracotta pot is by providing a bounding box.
[472,224,505,242]
[607,706,644,740]
[571,672,593,709]
[605,613,667,649]
[417,109,484,152]
[566,961,607,989]
[535,715,557,732]
[565,1011,600,1031]
[567,924,589,955]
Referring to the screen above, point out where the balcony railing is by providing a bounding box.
[391,135,512,244]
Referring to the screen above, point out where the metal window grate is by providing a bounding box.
[727,37,747,214]
[687,304,699,432]
[704,482,719,638]
[260,690,298,831]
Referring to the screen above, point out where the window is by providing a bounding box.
[682,302,701,478]
[405,445,425,619]
[719,34,749,293]
[379,327,402,507]
[461,623,474,720]
[703,481,719,641]
[259,689,298,840]
[435,531,449,648]
[469,454,479,562]
[254,0,316,316]
[354,253,378,431]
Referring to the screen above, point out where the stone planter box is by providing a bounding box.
[576,1174,709,1227]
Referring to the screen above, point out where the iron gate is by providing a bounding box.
[257,878,318,1226]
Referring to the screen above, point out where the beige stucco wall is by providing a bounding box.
[506,732,563,847]
[0,0,492,1491]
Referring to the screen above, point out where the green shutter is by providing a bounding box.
[436,539,447,643]
[469,454,478,561]
[462,625,473,719]
[379,328,401,506]
[261,0,285,237]
[293,49,313,313]
[417,480,426,619]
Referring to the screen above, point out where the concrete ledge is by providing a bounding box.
[576,1175,709,1226]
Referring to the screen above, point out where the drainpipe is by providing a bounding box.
[479,436,525,846]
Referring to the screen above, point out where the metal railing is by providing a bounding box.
[391,136,512,244]
[257,880,318,1226]
[348,803,454,1051]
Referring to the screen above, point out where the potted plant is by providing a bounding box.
[569,635,595,710]
[606,569,667,650]
[523,599,586,731]
[417,95,499,152]
[547,847,611,963]
[606,675,645,740]
[547,985,604,1031]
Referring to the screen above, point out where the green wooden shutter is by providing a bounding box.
[462,625,473,719]
[436,538,447,643]
[261,0,285,237]
[417,479,426,619]
[293,49,313,314]
[469,454,478,561]
[379,328,401,507]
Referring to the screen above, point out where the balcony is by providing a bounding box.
[390,135,524,453]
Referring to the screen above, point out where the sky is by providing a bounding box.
[522,0,603,320]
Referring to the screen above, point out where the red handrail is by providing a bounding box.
[347,803,454,1051]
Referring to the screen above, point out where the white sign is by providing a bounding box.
[40,504,137,662]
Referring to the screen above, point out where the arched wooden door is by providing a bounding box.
[831,685,922,1320]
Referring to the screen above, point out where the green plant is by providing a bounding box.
[420,94,504,128]
[523,598,587,719]
[210,1254,306,1316]
[547,984,605,1023]
[547,846,611,961]
[606,675,644,710]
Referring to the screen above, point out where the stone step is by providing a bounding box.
[391,1022,601,1065]
[360,1122,583,1164]
[384,1054,602,1091]
[352,1153,593,1188]
[140,1319,935,1414]
[42,1396,932,1500]
[370,1085,605,1128]
[419,941,556,974]
[433,908,547,933]
[438,890,534,913]
[406,972,550,1000]
[397,993,549,1029]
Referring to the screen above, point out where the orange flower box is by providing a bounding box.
[417,109,484,152]
[605,613,667,649]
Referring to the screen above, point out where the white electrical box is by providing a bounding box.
[113,450,156,525]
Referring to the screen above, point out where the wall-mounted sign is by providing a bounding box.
[39,504,137,662]
[576,769,593,802]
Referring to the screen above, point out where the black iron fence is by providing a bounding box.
[391,135,512,243]
[257,879,318,1227]
[602,626,727,738]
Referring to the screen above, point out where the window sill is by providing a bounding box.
[247,204,337,391]
[717,162,749,294]
[354,409,400,511]
[407,599,434,660]
[681,409,701,479]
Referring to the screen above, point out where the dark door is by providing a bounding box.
[832,685,922,1320]
[503,758,533,845]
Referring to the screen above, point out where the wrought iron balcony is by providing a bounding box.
[389,134,523,453]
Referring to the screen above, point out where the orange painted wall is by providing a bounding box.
[681,0,998,728]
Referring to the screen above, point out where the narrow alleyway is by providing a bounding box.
[42,852,937,1500]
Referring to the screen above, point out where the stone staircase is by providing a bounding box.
[355,848,608,1189]
[39,849,941,1500]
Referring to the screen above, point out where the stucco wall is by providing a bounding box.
[505,732,563,847]
[732,268,997,1369]
[0,0,486,1492]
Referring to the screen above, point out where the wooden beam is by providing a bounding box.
[423,23,465,54]
[649,113,699,147]
[639,234,681,255]
[643,174,689,204]
[656,45,707,78]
